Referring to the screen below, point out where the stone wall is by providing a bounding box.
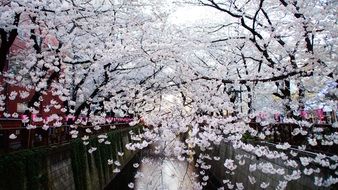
[0,126,141,190]
[204,141,334,190]
[47,145,75,190]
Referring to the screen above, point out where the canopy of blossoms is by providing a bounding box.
[0,0,337,189]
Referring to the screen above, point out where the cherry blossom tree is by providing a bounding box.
[1,0,172,125]
[126,0,338,189]
[1,0,337,189]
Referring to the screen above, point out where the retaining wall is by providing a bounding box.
[0,126,141,190]
[204,141,335,190]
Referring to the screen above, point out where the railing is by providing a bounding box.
[1,120,336,155]
[0,123,132,154]
[247,122,338,155]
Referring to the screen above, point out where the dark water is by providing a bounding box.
[104,153,141,190]
[200,169,224,190]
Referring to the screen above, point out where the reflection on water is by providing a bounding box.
[107,137,199,190]
[135,156,196,190]
[106,154,198,190]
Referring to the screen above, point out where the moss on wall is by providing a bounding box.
[70,139,88,190]
[0,148,48,190]
[0,125,142,190]
[70,126,140,190]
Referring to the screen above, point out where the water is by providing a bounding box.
[106,153,197,190]
[106,136,202,190]
[135,156,196,190]
[104,153,140,190]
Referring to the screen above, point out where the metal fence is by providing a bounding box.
[248,122,338,155]
[0,123,131,154]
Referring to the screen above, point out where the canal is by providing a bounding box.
[105,151,199,190]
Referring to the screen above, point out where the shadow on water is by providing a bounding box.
[104,152,141,190]
[198,169,224,190]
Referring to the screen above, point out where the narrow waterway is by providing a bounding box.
[135,156,196,189]
[106,152,197,190]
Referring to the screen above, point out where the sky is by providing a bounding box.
[169,5,222,25]
[167,2,227,26]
